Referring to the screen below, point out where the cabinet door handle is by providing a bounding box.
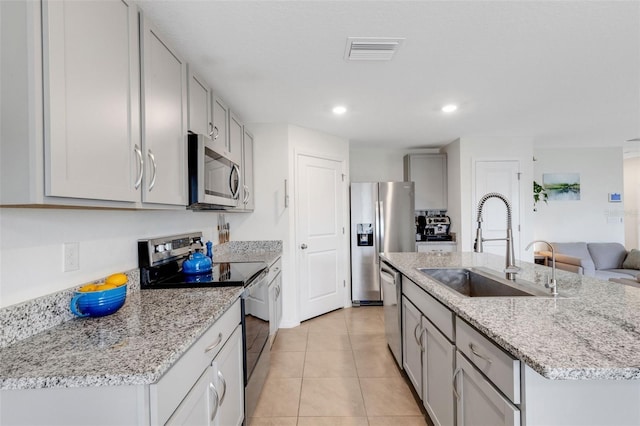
[209,382,219,421]
[452,367,462,400]
[147,150,157,191]
[413,323,423,351]
[212,126,219,140]
[208,122,214,137]
[205,332,223,353]
[243,184,250,204]
[217,370,227,405]
[134,145,143,189]
[469,343,493,364]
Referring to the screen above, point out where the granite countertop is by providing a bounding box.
[0,286,243,390]
[213,241,281,265]
[381,252,640,381]
[0,240,283,391]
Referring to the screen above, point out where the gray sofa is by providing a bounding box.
[539,242,640,280]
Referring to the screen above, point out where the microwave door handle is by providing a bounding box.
[230,164,240,199]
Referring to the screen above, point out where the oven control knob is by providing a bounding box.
[164,243,172,251]
[155,244,165,253]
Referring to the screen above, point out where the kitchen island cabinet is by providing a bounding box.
[386,251,640,426]
[402,276,455,426]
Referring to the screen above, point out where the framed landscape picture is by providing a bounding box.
[543,173,581,201]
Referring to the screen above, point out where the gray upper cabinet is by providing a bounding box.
[187,68,213,137]
[212,94,229,150]
[241,129,255,211]
[43,0,141,202]
[404,154,447,211]
[228,112,255,212]
[229,111,243,165]
[140,13,188,206]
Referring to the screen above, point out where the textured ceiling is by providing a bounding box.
[138,1,640,151]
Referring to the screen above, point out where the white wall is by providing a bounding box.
[0,208,221,307]
[532,147,625,244]
[442,139,461,246]
[228,124,350,327]
[623,155,639,249]
[226,124,290,243]
[349,147,439,182]
[456,136,535,258]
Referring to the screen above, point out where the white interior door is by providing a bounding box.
[474,160,521,259]
[296,154,346,321]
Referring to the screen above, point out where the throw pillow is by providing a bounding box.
[621,249,640,270]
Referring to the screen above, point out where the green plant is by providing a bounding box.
[533,180,548,210]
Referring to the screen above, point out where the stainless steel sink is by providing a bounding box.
[416,267,550,297]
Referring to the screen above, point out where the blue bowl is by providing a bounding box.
[70,285,127,318]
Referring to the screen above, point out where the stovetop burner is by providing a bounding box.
[138,232,267,289]
[142,261,267,289]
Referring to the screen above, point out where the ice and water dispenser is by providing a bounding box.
[356,223,374,246]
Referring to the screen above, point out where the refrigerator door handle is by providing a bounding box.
[376,200,384,262]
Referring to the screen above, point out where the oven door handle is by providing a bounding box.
[241,269,269,298]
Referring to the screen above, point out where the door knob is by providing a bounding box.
[300,244,308,250]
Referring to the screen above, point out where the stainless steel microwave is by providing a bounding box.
[187,133,240,210]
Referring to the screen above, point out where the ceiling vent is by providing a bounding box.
[344,37,405,61]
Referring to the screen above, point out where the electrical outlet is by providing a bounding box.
[64,242,80,272]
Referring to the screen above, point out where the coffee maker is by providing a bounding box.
[416,215,452,241]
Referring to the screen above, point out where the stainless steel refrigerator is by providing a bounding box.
[350,182,415,304]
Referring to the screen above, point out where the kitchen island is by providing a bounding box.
[382,251,640,426]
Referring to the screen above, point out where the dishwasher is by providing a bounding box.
[380,260,402,368]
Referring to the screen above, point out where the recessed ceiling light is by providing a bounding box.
[441,104,458,113]
[333,106,347,115]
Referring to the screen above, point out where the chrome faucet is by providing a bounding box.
[525,240,558,296]
[473,192,519,280]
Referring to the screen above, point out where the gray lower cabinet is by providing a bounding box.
[166,365,215,425]
[402,292,456,426]
[454,352,520,426]
[402,296,423,399]
[268,258,283,347]
[1,299,243,426]
[423,319,455,426]
[166,324,244,426]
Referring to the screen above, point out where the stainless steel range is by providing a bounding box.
[138,232,270,421]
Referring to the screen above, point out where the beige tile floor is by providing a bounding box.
[250,306,428,426]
